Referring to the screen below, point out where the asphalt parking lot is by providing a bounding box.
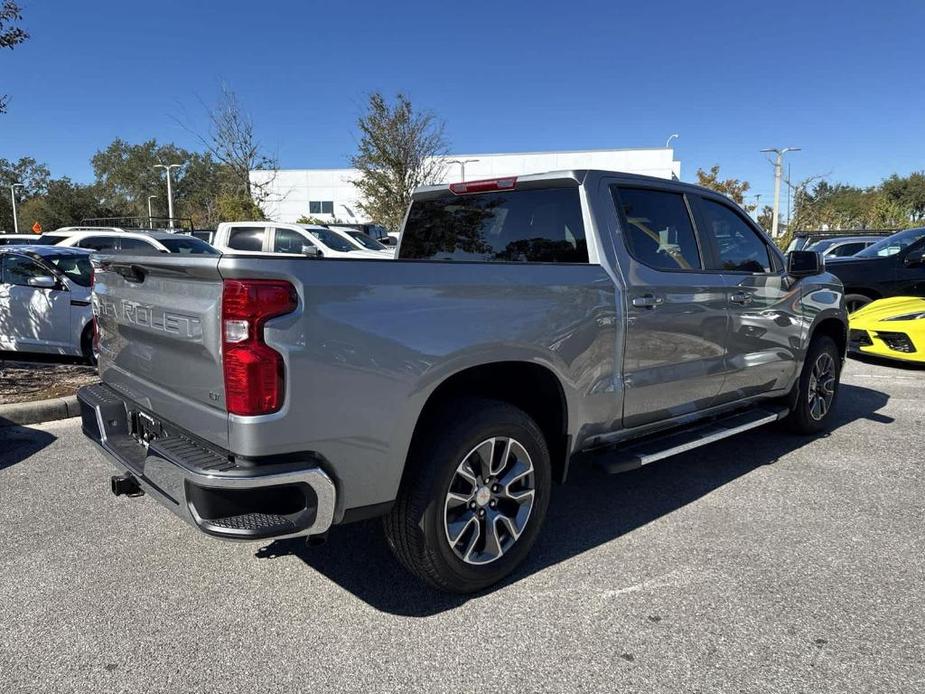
[1,357,923,693]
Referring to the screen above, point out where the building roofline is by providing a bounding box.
[263,146,676,173]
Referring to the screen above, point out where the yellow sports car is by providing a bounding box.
[849,296,925,363]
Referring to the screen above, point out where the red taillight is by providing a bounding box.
[448,177,517,195]
[222,279,297,416]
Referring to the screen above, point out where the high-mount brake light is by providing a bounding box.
[448,177,517,195]
[221,279,298,416]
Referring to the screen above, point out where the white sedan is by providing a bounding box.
[0,246,96,360]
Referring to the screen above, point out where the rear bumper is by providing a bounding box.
[77,383,336,541]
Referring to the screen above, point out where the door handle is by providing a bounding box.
[631,295,663,309]
[730,291,753,305]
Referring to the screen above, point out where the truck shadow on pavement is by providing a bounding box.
[258,383,891,616]
[0,424,57,471]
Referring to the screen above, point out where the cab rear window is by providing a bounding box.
[400,187,588,263]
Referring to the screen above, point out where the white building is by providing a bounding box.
[251,147,680,225]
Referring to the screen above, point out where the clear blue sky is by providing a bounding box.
[3,0,924,205]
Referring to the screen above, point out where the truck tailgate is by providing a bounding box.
[93,255,230,448]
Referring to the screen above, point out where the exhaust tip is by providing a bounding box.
[111,474,143,497]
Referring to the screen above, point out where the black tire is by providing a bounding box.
[787,335,841,434]
[384,398,551,593]
[845,293,873,314]
[80,324,97,366]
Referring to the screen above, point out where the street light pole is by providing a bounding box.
[10,183,24,234]
[665,133,679,148]
[446,158,480,182]
[147,195,157,228]
[760,147,800,238]
[154,163,182,229]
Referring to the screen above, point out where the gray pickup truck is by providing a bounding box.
[79,170,847,593]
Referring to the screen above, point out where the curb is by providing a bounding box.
[0,395,80,428]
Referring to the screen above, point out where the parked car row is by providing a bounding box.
[211,222,394,259]
[0,220,399,361]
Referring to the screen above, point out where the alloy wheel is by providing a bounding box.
[807,352,836,421]
[443,436,536,565]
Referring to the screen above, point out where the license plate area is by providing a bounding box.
[130,410,164,448]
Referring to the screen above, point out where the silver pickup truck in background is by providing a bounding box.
[78,170,847,593]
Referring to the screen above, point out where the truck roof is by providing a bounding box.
[413,169,716,199]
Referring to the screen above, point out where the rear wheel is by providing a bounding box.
[845,293,873,314]
[384,399,551,593]
[787,335,841,434]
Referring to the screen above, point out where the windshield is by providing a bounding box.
[855,228,925,258]
[158,236,220,255]
[345,230,386,251]
[304,227,356,252]
[47,254,93,287]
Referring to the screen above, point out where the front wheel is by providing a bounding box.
[384,399,551,593]
[787,335,841,434]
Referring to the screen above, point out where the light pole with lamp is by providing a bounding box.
[665,133,679,148]
[760,147,800,238]
[154,163,183,229]
[9,183,24,234]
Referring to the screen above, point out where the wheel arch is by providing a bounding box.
[405,361,570,487]
[811,316,848,358]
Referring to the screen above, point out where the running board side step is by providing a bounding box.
[595,406,789,474]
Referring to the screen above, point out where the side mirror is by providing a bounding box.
[786,250,822,277]
[27,275,58,289]
[903,248,925,267]
[302,244,322,258]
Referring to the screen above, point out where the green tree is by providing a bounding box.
[351,92,448,231]
[15,178,114,231]
[91,139,232,226]
[0,156,50,231]
[296,215,335,225]
[881,172,925,223]
[1,1,29,114]
[696,164,753,210]
[756,205,774,232]
[91,138,192,218]
[215,192,265,222]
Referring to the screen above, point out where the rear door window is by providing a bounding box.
[611,187,702,271]
[76,236,118,252]
[227,226,266,252]
[401,187,588,263]
[119,237,160,253]
[700,198,773,273]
